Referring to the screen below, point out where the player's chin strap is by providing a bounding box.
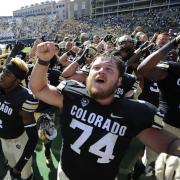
[155,153,180,180]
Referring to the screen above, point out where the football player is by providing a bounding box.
[30,42,180,180]
[0,58,39,180]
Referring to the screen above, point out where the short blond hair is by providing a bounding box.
[11,58,29,74]
[6,58,29,80]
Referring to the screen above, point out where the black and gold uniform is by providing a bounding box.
[115,73,137,99]
[157,61,180,128]
[0,85,38,138]
[57,80,158,180]
[138,78,159,107]
[0,84,38,179]
[0,58,39,179]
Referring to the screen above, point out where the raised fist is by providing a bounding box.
[10,41,25,58]
[36,42,56,61]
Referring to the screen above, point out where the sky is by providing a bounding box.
[0,0,58,16]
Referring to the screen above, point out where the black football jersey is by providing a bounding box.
[138,78,159,107]
[0,85,38,139]
[157,61,180,128]
[115,73,137,99]
[57,80,157,180]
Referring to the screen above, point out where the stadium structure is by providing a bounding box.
[91,0,180,18]
[13,0,91,20]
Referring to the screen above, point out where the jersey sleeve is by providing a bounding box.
[22,90,39,112]
[124,100,162,135]
[137,100,163,130]
[57,80,86,96]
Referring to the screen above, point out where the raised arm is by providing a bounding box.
[58,46,79,67]
[29,42,63,108]
[138,127,180,180]
[137,35,180,77]
[6,41,25,65]
[62,48,89,81]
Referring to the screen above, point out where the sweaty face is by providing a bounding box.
[86,57,121,100]
[0,68,17,90]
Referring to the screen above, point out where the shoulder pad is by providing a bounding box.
[57,80,67,93]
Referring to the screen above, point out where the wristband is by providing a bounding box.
[37,59,50,66]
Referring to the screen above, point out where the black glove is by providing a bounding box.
[141,43,155,53]
[139,41,149,50]
[75,48,89,65]
[103,34,113,42]
[9,41,25,58]
[10,167,21,180]
[67,50,76,57]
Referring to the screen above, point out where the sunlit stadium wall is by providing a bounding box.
[13,0,67,21]
[62,0,91,19]
[91,0,180,18]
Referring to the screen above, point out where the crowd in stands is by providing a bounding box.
[0,6,179,42]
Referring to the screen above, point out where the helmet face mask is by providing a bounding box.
[86,46,97,59]
[116,35,135,47]
[37,113,57,141]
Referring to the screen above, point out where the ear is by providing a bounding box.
[117,77,122,87]
[15,78,22,85]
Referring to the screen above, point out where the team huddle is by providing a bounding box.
[0,27,179,180]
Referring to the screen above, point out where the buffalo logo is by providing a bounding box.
[81,98,90,107]
[16,144,21,149]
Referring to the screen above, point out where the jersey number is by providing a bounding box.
[70,119,118,163]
